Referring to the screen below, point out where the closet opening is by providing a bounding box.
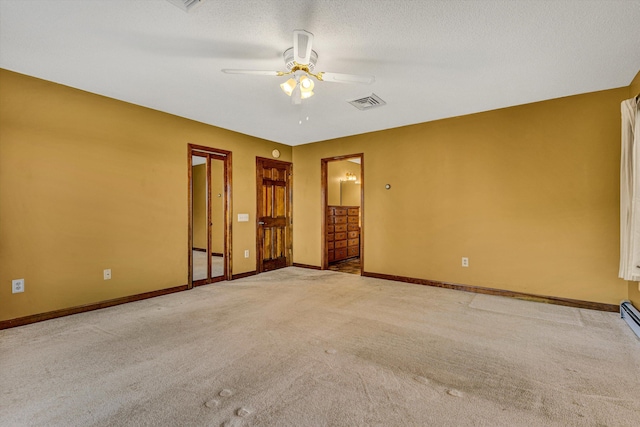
[188,144,232,287]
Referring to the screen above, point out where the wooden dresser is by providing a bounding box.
[327,205,360,262]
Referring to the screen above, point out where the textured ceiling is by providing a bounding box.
[1,0,639,146]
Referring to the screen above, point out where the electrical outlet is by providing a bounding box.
[244,250,250,258]
[462,257,469,267]
[12,279,25,293]
[103,269,112,280]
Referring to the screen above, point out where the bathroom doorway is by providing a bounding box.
[321,154,363,274]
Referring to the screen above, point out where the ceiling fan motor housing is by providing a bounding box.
[283,47,318,72]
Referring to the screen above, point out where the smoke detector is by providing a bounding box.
[348,93,386,111]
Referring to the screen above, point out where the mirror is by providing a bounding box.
[210,158,224,279]
[192,155,208,281]
[191,154,225,283]
[327,158,361,208]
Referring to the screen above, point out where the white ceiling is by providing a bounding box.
[1,0,639,146]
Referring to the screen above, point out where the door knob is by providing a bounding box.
[258,221,265,225]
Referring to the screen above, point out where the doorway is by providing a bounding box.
[256,157,293,273]
[188,144,232,287]
[321,154,364,274]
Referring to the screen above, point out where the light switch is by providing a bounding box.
[237,213,249,222]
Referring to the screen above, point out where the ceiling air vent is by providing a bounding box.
[166,0,204,12]
[348,93,386,111]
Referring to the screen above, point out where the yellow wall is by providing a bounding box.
[630,70,640,98]
[0,69,290,321]
[2,65,637,322]
[327,160,361,206]
[293,87,629,305]
[629,283,640,307]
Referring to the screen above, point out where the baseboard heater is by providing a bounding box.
[620,301,640,339]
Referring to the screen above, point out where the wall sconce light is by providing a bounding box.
[344,172,357,181]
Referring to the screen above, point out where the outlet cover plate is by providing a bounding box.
[12,279,25,293]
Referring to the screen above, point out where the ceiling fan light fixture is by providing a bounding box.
[299,75,314,91]
[222,30,374,105]
[280,78,297,96]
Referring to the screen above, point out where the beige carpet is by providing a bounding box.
[1,267,639,426]
[468,293,584,326]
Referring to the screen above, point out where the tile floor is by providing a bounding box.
[328,257,361,275]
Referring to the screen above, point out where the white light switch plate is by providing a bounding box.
[237,213,249,222]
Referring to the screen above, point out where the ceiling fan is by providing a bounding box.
[222,30,375,104]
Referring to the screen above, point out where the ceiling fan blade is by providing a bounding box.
[221,69,282,76]
[293,29,313,65]
[318,72,375,85]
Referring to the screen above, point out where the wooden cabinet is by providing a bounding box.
[327,205,360,262]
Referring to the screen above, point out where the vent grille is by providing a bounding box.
[166,0,204,12]
[621,301,640,339]
[348,93,386,111]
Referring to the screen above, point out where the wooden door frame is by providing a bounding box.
[321,154,364,272]
[256,157,293,273]
[188,144,233,288]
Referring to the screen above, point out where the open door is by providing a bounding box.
[256,157,292,273]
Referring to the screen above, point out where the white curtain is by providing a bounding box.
[619,96,640,281]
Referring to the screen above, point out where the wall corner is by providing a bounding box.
[630,69,640,98]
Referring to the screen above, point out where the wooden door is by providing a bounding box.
[256,157,292,273]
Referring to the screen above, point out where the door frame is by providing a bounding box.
[321,153,364,272]
[188,144,232,288]
[256,157,293,273]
